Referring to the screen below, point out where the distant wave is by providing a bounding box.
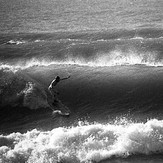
[6,40,26,45]
[1,36,162,46]
[0,49,163,72]
[1,28,163,45]
[0,119,163,163]
[1,29,163,71]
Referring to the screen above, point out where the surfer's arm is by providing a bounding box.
[60,76,70,81]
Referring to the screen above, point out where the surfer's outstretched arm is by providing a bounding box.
[60,75,70,81]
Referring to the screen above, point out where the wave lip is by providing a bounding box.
[0,119,163,163]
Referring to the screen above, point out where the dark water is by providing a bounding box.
[1,0,163,162]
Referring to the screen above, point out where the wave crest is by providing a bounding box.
[1,49,162,72]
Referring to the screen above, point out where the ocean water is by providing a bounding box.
[1,0,163,162]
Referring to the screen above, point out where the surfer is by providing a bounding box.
[48,75,70,98]
[48,75,71,117]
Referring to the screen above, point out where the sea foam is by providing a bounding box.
[1,119,163,163]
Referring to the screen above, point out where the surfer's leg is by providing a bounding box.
[47,88,70,117]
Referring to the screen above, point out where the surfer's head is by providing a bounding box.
[55,76,60,82]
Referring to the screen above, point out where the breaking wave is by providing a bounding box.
[0,49,163,72]
[1,119,163,163]
[1,29,163,71]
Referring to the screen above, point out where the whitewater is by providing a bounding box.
[0,119,163,163]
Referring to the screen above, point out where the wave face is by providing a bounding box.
[1,119,163,163]
[1,60,163,131]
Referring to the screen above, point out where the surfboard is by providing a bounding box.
[52,99,70,117]
[52,110,70,118]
